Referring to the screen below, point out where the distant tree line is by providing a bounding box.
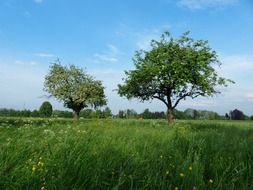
[225,109,252,120]
[0,103,252,120]
[0,101,113,119]
[117,108,222,120]
[117,108,253,120]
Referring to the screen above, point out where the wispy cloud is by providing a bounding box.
[177,0,238,10]
[93,44,119,63]
[34,53,56,58]
[219,55,253,81]
[15,60,38,66]
[116,23,171,51]
[34,0,44,4]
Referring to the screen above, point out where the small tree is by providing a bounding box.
[39,101,53,117]
[103,107,112,118]
[118,31,233,124]
[44,61,106,119]
[230,109,245,120]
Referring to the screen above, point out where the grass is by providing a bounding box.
[0,118,253,190]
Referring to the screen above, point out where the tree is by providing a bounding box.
[126,109,138,119]
[118,31,233,124]
[230,109,245,120]
[44,61,106,119]
[225,113,230,120]
[39,101,53,117]
[142,109,152,119]
[118,110,125,118]
[31,110,40,117]
[103,107,112,118]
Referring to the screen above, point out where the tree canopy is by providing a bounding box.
[230,109,245,120]
[39,101,53,117]
[44,61,106,119]
[118,31,233,123]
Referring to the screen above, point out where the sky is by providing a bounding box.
[0,0,253,115]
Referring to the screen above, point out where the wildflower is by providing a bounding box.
[42,178,46,185]
[175,187,179,190]
[179,173,185,177]
[38,161,44,167]
[209,179,214,184]
[32,165,36,173]
[189,166,192,171]
[41,186,46,190]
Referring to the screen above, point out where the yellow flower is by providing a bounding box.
[179,173,185,177]
[175,187,179,190]
[189,166,192,171]
[209,179,214,184]
[32,165,36,173]
[41,186,46,190]
[38,161,44,167]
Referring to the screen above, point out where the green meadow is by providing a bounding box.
[1,118,253,190]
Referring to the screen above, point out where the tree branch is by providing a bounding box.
[153,95,169,107]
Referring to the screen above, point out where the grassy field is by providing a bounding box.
[0,118,253,190]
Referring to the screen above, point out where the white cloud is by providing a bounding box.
[34,0,43,4]
[93,44,119,63]
[136,26,172,50]
[35,53,56,58]
[218,55,253,84]
[221,55,253,71]
[178,0,238,10]
[245,92,253,102]
[115,23,172,51]
[15,60,38,66]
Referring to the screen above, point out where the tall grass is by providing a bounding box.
[0,118,253,189]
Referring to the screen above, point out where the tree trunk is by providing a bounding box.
[74,111,80,120]
[167,108,174,124]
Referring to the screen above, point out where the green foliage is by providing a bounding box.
[183,108,221,120]
[118,31,233,122]
[31,110,40,117]
[44,60,106,118]
[103,107,112,118]
[0,108,33,117]
[141,108,166,119]
[0,118,253,189]
[39,101,53,118]
[52,110,73,118]
[230,109,245,120]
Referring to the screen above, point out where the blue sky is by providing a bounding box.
[0,0,253,115]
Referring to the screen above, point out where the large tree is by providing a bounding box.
[118,31,233,123]
[44,61,106,119]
